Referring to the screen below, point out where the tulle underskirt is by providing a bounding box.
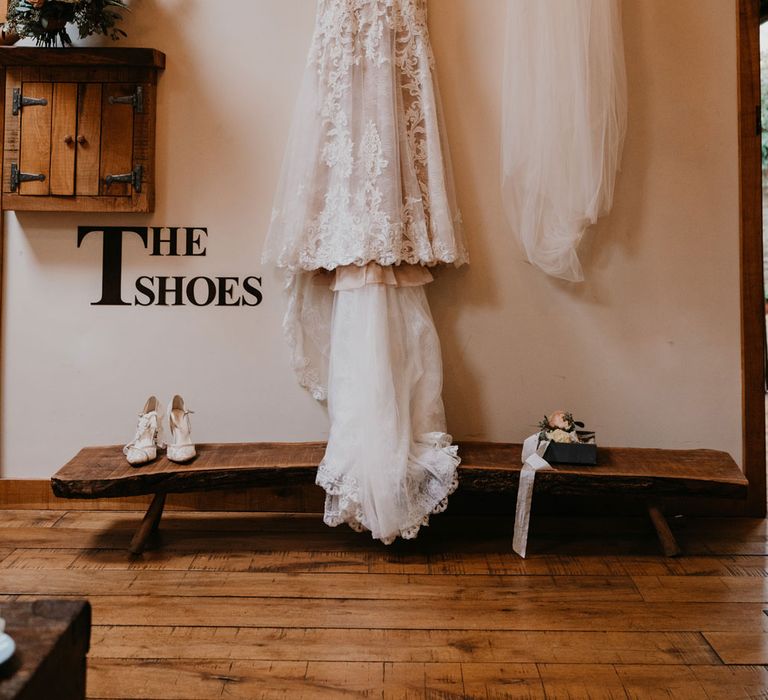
[316,282,459,544]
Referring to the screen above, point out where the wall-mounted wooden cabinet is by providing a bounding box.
[0,47,165,213]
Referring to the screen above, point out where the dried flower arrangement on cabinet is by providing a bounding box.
[1,0,128,47]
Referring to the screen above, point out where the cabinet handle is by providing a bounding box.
[105,164,143,193]
[63,135,74,145]
[77,135,87,145]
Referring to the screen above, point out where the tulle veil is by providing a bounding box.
[502,0,627,282]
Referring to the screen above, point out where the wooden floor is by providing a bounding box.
[0,509,767,699]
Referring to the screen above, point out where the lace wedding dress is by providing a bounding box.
[263,0,467,543]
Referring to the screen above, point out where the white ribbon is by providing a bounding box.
[513,434,553,558]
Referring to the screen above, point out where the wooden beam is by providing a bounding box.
[737,0,767,516]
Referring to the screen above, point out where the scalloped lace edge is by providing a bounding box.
[316,435,460,544]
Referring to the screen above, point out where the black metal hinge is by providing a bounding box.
[12,88,47,116]
[10,163,45,192]
[105,164,143,193]
[108,86,144,114]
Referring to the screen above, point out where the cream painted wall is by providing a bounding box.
[0,0,742,478]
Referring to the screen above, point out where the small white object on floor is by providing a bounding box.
[0,632,15,665]
[513,434,553,558]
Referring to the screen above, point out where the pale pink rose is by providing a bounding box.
[548,411,571,430]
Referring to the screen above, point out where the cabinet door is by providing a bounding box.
[100,83,135,197]
[75,83,102,196]
[50,83,77,196]
[18,82,52,196]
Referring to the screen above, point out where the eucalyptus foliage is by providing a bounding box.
[6,0,128,48]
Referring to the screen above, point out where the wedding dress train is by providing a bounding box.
[318,280,459,544]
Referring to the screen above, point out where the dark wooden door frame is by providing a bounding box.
[738,0,767,517]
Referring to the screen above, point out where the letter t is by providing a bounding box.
[77,227,149,306]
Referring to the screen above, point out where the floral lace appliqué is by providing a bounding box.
[266,0,469,272]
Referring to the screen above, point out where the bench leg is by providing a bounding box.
[129,493,166,555]
[647,503,681,557]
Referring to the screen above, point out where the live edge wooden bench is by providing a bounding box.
[50,442,748,556]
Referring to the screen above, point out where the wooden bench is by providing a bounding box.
[51,442,748,556]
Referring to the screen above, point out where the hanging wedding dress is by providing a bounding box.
[501,0,627,282]
[263,0,468,543]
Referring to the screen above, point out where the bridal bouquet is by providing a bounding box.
[5,0,128,47]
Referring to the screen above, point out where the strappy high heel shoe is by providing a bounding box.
[167,395,196,463]
[123,396,162,467]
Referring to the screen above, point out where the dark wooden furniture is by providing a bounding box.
[0,47,164,212]
[51,442,748,556]
[0,599,90,700]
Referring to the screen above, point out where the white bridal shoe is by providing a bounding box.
[123,396,162,467]
[167,395,196,463]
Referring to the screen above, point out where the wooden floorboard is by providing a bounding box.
[689,664,768,699]
[18,546,764,575]
[613,664,710,698]
[536,664,630,699]
[0,510,766,698]
[632,574,768,602]
[4,516,768,556]
[87,626,720,665]
[0,569,643,601]
[36,595,768,632]
[703,632,768,664]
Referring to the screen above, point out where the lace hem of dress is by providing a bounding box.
[316,431,461,545]
[267,214,469,272]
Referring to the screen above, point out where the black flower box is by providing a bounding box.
[543,437,598,466]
